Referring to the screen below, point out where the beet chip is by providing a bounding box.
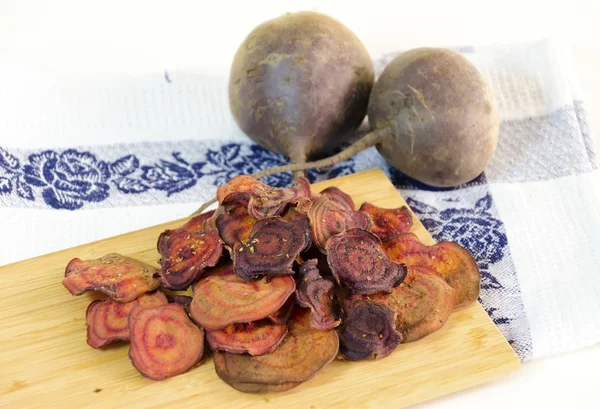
[216,175,311,220]
[157,227,223,290]
[296,259,340,330]
[215,202,256,248]
[128,303,204,380]
[267,295,296,325]
[345,266,456,343]
[338,300,402,361]
[190,264,295,330]
[326,229,407,294]
[165,295,193,310]
[63,253,160,303]
[214,307,339,393]
[86,291,168,349]
[207,321,288,356]
[382,233,480,307]
[359,202,413,240]
[232,217,311,280]
[320,186,355,211]
[169,210,215,235]
[308,196,372,251]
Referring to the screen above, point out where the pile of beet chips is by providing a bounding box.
[62,175,480,392]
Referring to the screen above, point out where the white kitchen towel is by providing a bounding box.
[1,38,598,361]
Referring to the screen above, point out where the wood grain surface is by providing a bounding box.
[0,168,520,409]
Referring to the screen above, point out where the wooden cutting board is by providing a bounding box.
[0,168,519,409]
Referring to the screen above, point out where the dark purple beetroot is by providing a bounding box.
[190,264,295,330]
[326,229,407,294]
[232,217,311,280]
[229,11,374,176]
[382,233,480,307]
[213,307,339,393]
[86,291,168,349]
[359,202,413,240]
[338,300,402,360]
[62,253,160,303]
[206,321,288,356]
[128,303,204,380]
[296,259,340,330]
[307,195,372,252]
[246,48,499,189]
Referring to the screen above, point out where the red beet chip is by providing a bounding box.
[326,229,407,294]
[296,259,340,330]
[382,233,480,307]
[128,303,204,381]
[337,300,402,361]
[215,202,257,248]
[213,307,339,393]
[216,175,311,220]
[308,196,372,252]
[157,227,223,290]
[359,202,413,240]
[348,266,457,343]
[165,294,193,310]
[86,291,168,349]
[232,217,311,280]
[168,210,215,236]
[63,253,160,303]
[206,320,288,356]
[190,264,295,330]
[267,295,296,325]
[320,186,355,211]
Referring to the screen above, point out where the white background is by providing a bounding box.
[1,1,599,407]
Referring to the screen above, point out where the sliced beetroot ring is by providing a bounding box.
[86,291,168,349]
[233,217,311,280]
[63,253,160,303]
[190,264,295,330]
[207,321,288,356]
[326,229,407,294]
[296,259,340,330]
[128,303,205,381]
[338,300,402,360]
[359,202,413,240]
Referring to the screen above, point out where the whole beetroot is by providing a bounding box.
[250,47,499,188]
[229,11,374,175]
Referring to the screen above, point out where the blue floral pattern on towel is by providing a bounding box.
[0,144,355,210]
